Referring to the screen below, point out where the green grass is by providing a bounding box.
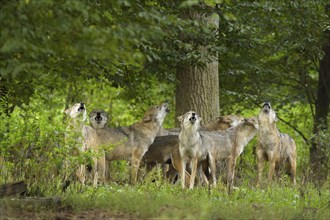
[58,176,329,219]
[1,164,329,219]
[1,172,329,219]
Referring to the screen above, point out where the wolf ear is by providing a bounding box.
[177,115,183,122]
[143,114,153,122]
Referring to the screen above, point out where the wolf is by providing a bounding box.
[256,102,297,186]
[222,117,259,193]
[87,109,110,186]
[95,102,170,184]
[177,111,203,189]
[166,116,258,190]
[64,102,96,186]
[143,115,244,181]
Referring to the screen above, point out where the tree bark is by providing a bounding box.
[176,64,219,125]
[175,9,220,126]
[310,5,330,179]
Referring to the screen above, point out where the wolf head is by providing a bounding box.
[143,101,170,126]
[178,111,202,131]
[89,109,109,129]
[258,102,277,124]
[243,116,259,129]
[64,102,87,122]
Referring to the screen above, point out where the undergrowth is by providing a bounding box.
[54,169,330,220]
[61,180,329,219]
[1,163,329,219]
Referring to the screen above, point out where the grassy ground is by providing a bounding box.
[1,174,329,220]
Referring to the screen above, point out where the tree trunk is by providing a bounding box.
[176,65,219,125]
[175,8,220,126]
[310,5,330,180]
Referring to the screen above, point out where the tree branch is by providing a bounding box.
[277,115,310,144]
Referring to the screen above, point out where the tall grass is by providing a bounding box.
[60,170,329,219]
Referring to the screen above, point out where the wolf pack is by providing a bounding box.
[64,101,296,192]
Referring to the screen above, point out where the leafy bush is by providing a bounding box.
[0,91,88,194]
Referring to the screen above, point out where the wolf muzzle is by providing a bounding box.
[189,113,197,123]
[78,102,85,111]
[95,113,103,123]
[163,101,170,113]
[262,102,271,113]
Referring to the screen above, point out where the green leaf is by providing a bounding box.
[0,39,23,52]
[179,0,200,8]
[204,0,223,7]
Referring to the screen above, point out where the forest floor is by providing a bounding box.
[1,177,329,220]
[1,198,136,220]
[2,209,134,220]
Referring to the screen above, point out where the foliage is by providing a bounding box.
[0,88,80,190]
[0,0,164,110]
[0,0,216,109]
[1,0,328,131]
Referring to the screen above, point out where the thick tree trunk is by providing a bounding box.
[176,65,219,125]
[310,5,330,179]
[175,8,220,126]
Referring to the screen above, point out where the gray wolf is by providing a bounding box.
[143,135,178,166]
[64,102,87,125]
[143,115,244,180]
[146,115,244,163]
[89,109,109,129]
[97,102,169,184]
[64,102,96,186]
[88,109,109,186]
[256,102,297,186]
[171,117,258,189]
[224,117,259,193]
[177,111,203,189]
